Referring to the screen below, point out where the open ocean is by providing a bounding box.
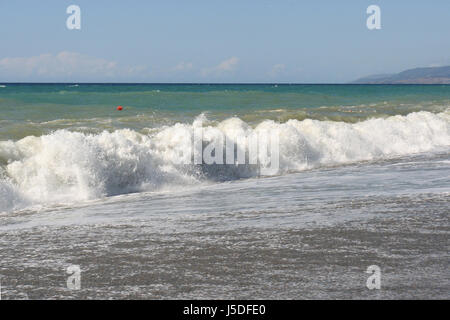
[0,84,449,299]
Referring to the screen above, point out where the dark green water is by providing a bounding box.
[1,84,449,140]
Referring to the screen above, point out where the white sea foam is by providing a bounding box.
[0,110,449,212]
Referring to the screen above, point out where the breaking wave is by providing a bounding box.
[0,110,449,213]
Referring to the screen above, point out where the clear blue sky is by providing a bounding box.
[0,0,449,83]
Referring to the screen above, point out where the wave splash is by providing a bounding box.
[0,110,449,213]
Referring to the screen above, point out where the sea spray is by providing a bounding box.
[0,110,449,213]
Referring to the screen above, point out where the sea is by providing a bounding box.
[0,83,449,299]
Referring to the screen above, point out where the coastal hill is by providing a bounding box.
[353,66,450,84]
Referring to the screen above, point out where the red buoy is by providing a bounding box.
[117,106,123,111]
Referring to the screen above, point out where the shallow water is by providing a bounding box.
[0,152,448,299]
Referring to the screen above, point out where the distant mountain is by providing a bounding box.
[353,66,450,84]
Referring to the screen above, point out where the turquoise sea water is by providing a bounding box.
[0,84,449,299]
[1,84,449,140]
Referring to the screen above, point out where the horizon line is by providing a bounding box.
[1,82,449,85]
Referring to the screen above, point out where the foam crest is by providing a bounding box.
[0,111,448,212]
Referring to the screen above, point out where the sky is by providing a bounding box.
[0,0,449,83]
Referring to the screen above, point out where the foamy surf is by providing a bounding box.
[0,110,449,213]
